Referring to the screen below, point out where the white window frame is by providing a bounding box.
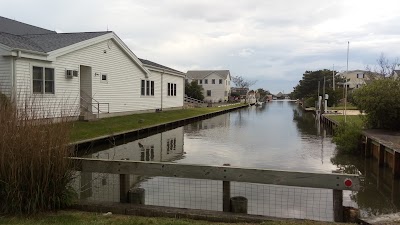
[167,82,177,97]
[32,65,55,95]
[100,73,108,83]
[141,79,155,97]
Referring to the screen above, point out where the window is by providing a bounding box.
[140,145,154,161]
[151,81,154,96]
[219,79,223,84]
[141,80,145,95]
[199,80,203,84]
[212,79,215,84]
[101,74,108,82]
[32,66,54,94]
[167,83,177,96]
[146,80,150,95]
[207,90,211,96]
[141,79,154,96]
[204,79,208,84]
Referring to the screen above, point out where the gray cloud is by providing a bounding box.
[1,0,400,94]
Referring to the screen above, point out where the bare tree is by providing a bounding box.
[366,53,400,79]
[231,76,257,88]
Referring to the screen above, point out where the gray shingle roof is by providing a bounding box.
[186,70,230,80]
[0,31,111,53]
[0,16,56,35]
[139,58,184,74]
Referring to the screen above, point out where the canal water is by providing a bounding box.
[73,101,400,221]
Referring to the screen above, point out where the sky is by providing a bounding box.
[1,0,400,94]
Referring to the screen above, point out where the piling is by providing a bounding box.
[230,196,248,214]
[222,163,231,212]
[128,188,145,204]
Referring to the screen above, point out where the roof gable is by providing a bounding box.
[139,58,184,75]
[0,16,55,35]
[187,70,230,80]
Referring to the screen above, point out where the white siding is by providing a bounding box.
[0,55,11,97]
[201,73,229,102]
[14,39,164,118]
[159,71,184,109]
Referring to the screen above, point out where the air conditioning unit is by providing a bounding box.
[73,70,79,77]
[65,70,73,79]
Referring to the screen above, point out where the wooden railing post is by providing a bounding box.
[333,189,343,222]
[222,164,231,212]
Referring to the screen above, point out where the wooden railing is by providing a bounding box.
[70,157,361,222]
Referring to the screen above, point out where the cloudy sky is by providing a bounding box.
[1,0,400,93]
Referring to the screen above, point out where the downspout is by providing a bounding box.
[161,69,165,111]
[11,52,19,103]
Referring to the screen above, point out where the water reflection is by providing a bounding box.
[72,101,400,219]
[73,127,185,202]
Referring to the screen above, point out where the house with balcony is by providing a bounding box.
[186,70,231,102]
[0,16,185,120]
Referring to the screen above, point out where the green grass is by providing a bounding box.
[328,102,358,110]
[0,211,354,225]
[71,104,245,142]
[325,115,365,127]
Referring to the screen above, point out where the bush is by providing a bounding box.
[353,79,400,130]
[0,96,76,214]
[304,97,316,108]
[332,121,362,154]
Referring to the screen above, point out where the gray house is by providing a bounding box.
[186,70,231,102]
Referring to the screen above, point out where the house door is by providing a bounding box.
[79,65,92,114]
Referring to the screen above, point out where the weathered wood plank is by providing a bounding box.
[70,157,360,191]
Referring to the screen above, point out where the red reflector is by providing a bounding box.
[344,179,353,187]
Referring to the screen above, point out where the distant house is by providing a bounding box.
[337,70,376,89]
[0,16,185,120]
[231,87,249,98]
[186,70,231,102]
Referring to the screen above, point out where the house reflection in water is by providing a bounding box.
[72,127,185,202]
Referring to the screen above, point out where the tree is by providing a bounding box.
[231,76,257,88]
[365,53,400,79]
[185,80,204,100]
[291,69,345,106]
[256,88,270,100]
[353,79,400,130]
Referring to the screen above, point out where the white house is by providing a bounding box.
[337,70,371,89]
[0,16,185,120]
[186,70,231,102]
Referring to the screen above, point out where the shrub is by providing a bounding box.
[332,121,362,154]
[304,97,316,108]
[353,79,400,130]
[0,95,76,214]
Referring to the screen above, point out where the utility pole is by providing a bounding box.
[333,64,335,91]
[345,41,350,123]
[323,76,327,114]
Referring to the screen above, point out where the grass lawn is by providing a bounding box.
[325,115,365,127]
[328,103,358,110]
[0,211,355,225]
[70,104,245,142]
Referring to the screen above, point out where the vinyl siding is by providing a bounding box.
[201,73,229,102]
[14,39,163,118]
[159,71,184,109]
[0,55,11,97]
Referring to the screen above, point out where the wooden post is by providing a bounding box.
[378,144,385,167]
[128,188,145,204]
[364,137,371,158]
[393,152,400,178]
[119,174,130,203]
[230,196,248,213]
[222,164,231,212]
[333,189,343,222]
